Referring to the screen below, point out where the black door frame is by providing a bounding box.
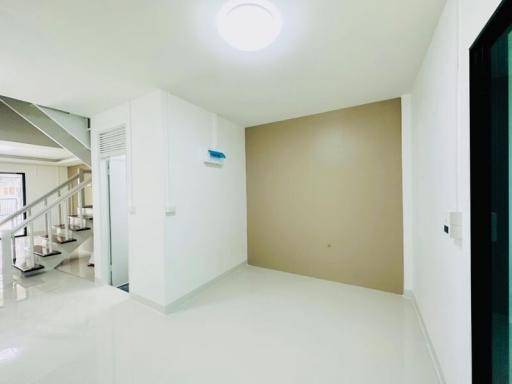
[470,0,512,382]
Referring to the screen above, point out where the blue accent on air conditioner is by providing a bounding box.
[208,150,226,159]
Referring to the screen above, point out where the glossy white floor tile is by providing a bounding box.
[0,265,439,384]
[56,249,94,282]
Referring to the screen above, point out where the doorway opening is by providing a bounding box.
[105,155,129,291]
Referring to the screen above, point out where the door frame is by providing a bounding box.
[94,123,128,287]
[105,155,129,287]
[470,0,512,381]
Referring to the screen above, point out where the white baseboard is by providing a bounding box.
[164,261,247,314]
[129,292,167,313]
[404,290,446,384]
[129,262,248,314]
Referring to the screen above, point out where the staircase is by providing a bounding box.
[0,170,93,279]
[0,96,91,166]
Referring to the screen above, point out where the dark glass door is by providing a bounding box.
[490,25,511,383]
[471,0,512,382]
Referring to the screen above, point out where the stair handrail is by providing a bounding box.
[2,175,92,238]
[0,170,91,228]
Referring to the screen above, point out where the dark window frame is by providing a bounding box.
[470,0,512,382]
[0,171,27,238]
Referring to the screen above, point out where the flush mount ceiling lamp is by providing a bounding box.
[217,0,283,52]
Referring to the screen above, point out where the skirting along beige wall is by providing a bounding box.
[246,98,403,294]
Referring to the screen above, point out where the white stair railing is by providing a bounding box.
[0,170,90,229]
[0,171,91,285]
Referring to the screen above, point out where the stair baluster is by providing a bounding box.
[0,172,91,281]
[64,196,70,240]
[57,190,62,228]
[44,199,50,252]
[78,169,84,223]
[11,236,16,266]
[47,206,53,254]
[27,209,35,269]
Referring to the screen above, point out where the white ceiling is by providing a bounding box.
[0,0,445,127]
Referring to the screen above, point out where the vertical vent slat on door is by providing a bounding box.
[99,127,126,157]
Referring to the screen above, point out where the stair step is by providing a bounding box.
[42,235,77,244]
[69,214,93,220]
[55,224,91,232]
[13,263,45,275]
[77,208,93,217]
[33,245,62,258]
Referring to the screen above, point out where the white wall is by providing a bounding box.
[91,92,167,306]
[407,0,503,383]
[409,2,460,382]
[401,94,413,292]
[129,91,168,306]
[91,90,247,309]
[164,93,247,304]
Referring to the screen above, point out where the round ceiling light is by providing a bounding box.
[217,0,283,52]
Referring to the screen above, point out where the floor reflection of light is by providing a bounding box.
[0,347,22,364]
[0,281,29,307]
[15,284,27,301]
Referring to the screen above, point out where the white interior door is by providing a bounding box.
[108,156,128,287]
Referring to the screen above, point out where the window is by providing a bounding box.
[0,173,26,237]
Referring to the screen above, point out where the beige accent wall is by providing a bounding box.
[246,98,403,294]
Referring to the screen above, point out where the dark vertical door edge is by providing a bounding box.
[470,0,512,382]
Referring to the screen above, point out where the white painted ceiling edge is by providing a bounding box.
[0,140,81,165]
[0,0,446,127]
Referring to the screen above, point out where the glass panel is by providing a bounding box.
[491,25,512,383]
[0,173,25,237]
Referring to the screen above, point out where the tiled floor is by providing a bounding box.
[56,249,94,282]
[0,265,439,384]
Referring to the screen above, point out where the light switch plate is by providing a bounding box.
[449,211,463,242]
